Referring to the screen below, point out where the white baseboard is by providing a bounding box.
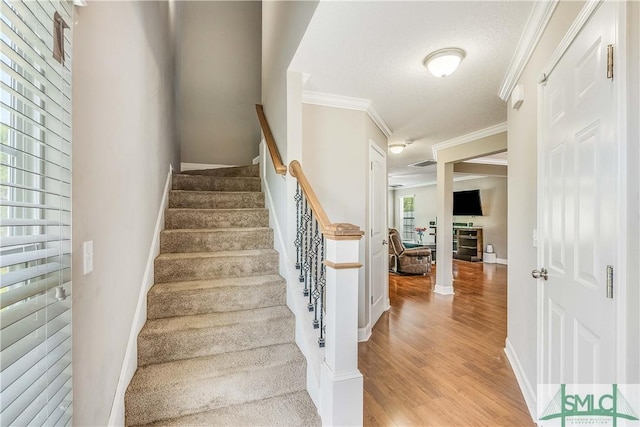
[504,338,537,423]
[434,284,455,295]
[358,323,372,342]
[180,162,236,172]
[497,258,508,265]
[107,164,173,426]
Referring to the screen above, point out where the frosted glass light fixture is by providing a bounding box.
[389,144,406,154]
[423,48,466,77]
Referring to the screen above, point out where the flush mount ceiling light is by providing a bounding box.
[423,48,466,78]
[389,144,405,154]
[389,140,413,154]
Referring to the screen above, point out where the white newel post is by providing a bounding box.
[320,224,364,426]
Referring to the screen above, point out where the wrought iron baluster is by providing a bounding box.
[294,182,302,272]
[306,210,315,304]
[311,220,321,324]
[318,234,326,348]
[301,197,311,296]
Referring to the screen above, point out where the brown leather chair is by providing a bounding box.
[388,228,432,275]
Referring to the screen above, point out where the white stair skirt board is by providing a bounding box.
[261,145,322,409]
[180,162,237,172]
[504,338,537,422]
[108,164,174,426]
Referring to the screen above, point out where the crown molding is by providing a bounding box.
[389,174,488,190]
[498,0,559,101]
[302,90,392,137]
[431,122,507,160]
[464,158,509,166]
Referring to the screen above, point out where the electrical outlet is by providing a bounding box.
[83,240,93,275]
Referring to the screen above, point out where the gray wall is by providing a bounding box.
[393,176,508,260]
[302,104,388,330]
[179,1,262,166]
[72,2,179,425]
[506,0,584,399]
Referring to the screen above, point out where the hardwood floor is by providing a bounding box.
[359,261,534,426]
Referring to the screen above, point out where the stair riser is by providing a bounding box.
[160,229,274,253]
[173,175,261,192]
[147,283,286,319]
[154,253,279,283]
[137,316,295,366]
[181,164,259,177]
[165,210,269,229]
[168,192,264,209]
[125,362,306,426]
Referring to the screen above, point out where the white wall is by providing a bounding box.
[506,0,584,403]
[178,1,261,166]
[393,176,508,260]
[302,104,387,330]
[72,2,179,425]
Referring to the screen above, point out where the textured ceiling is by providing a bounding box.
[290,1,533,186]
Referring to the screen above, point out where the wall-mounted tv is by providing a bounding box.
[453,189,483,216]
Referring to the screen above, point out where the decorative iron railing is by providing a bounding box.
[295,181,327,347]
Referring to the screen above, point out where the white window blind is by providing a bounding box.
[0,1,72,426]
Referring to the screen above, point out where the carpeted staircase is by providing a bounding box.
[125,164,320,426]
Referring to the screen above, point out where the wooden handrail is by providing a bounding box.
[289,160,363,241]
[256,104,287,175]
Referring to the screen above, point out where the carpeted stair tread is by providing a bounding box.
[160,227,274,253]
[169,190,264,209]
[128,343,302,391]
[137,306,295,366]
[150,274,284,293]
[140,305,293,334]
[173,174,261,192]
[154,249,279,283]
[147,275,286,318]
[165,208,269,229]
[180,164,259,177]
[156,248,278,261]
[133,391,321,427]
[126,345,307,426]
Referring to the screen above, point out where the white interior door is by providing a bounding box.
[369,142,388,328]
[538,1,619,386]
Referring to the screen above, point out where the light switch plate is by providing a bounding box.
[83,240,93,275]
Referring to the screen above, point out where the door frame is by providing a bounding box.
[535,0,630,395]
[367,140,390,339]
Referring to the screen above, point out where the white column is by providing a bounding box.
[320,237,363,426]
[435,161,455,295]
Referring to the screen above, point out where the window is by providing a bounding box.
[1,1,73,425]
[400,195,415,241]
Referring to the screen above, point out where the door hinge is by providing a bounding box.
[371,296,373,305]
[371,162,373,170]
[607,44,614,79]
[606,265,613,298]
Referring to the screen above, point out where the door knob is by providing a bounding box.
[531,268,548,280]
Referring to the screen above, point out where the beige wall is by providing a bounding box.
[506,1,585,397]
[72,2,179,425]
[393,176,508,260]
[178,1,261,166]
[302,104,387,330]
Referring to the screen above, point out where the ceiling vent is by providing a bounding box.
[409,159,437,168]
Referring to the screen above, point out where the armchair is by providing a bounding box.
[388,228,432,275]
